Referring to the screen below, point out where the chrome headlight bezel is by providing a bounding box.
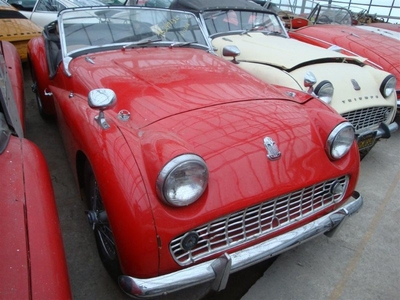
[314,80,334,104]
[156,154,209,207]
[380,75,396,98]
[326,122,355,160]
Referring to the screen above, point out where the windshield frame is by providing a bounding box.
[56,6,212,74]
[199,9,289,39]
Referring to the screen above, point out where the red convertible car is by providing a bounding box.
[0,40,71,299]
[288,3,400,108]
[28,6,363,298]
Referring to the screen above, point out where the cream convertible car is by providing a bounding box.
[167,0,398,159]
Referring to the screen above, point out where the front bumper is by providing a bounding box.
[118,191,363,298]
[356,121,398,151]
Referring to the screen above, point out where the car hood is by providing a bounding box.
[211,32,360,70]
[68,47,312,128]
[293,25,400,75]
[118,94,351,241]
[0,137,30,299]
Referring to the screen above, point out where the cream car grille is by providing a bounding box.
[341,106,392,131]
[170,176,348,266]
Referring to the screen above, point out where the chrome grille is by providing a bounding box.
[170,176,349,266]
[341,106,392,131]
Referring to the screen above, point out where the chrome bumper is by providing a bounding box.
[119,191,363,298]
[375,122,398,139]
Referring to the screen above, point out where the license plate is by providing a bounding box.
[357,132,376,150]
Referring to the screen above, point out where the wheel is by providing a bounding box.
[84,162,122,280]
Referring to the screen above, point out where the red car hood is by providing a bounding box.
[0,137,30,299]
[118,94,345,227]
[292,24,400,75]
[69,47,310,128]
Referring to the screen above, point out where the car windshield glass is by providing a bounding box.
[58,7,208,55]
[202,9,285,36]
[310,5,352,25]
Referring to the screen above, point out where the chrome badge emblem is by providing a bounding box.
[351,79,361,90]
[263,137,281,160]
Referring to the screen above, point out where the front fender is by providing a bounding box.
[50,86,160,277]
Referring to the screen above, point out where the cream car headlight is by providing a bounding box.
[326,122,355,160]
[380,75,396,98]
[314,80,334,104]
[156,154,209,206]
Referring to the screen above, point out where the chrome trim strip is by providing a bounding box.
[118,191,363,298]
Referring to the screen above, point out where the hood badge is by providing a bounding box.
[351,79,361,90]
[264,137,281,161]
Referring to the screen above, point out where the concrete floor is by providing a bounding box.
[22,62,400,300]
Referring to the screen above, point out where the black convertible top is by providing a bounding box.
[169,0,266,13]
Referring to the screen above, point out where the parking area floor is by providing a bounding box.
[22,62,400,300]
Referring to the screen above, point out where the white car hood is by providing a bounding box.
[212,32,364,69]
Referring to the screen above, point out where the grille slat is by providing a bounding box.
[342,106,392,131]
[170,176,349,266]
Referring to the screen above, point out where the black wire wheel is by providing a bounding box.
[84,161,122,280]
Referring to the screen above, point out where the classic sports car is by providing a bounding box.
[28,6,363,298]
[166,0,398,159]
[0,40,71,299]
[288,3,400,110]
[0,0,42,61]
[6,0,112,28]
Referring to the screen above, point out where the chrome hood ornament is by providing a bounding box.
[351,79,361,90]
[264,137,281,160]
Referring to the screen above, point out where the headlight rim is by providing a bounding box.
[380,75,396,98]
[314,80,334,104]
[326,121,355,160]
[156,153,209,207]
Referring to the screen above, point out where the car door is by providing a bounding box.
[30,0,64,27]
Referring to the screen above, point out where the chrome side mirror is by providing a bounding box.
[88,88,116,130]
[222,45,241,64]
[304,71,317,94]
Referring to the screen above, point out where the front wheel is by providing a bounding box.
[84,162,122,280]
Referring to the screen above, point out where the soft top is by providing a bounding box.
[170,0,265,12]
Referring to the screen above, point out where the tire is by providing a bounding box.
[84,161,122,280]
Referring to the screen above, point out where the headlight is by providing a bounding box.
[380,75,396,98]
[156,154,209,206]
[314,80,334,104]
[326,122,355,160]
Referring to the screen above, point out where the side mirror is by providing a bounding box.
[88,88,117,129]
[304,71,317,94]
[222,45,241,64]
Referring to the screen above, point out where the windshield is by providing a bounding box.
[202,9,286,37]
[309,5,353,25]
[58,7,208,55]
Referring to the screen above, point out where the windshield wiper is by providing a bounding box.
[169,41,198,48]
[122,37,161,50]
